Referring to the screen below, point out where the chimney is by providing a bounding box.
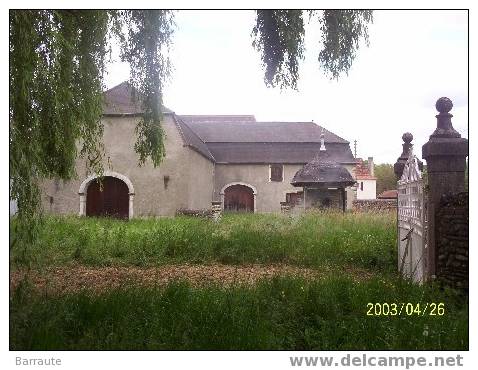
[368,156,374,177]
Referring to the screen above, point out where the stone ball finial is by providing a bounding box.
[436,97,453,114]
[402,132,413,144]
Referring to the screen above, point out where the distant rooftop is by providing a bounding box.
[378,190,398,199]
[355,158,377,180]
[180,115,256,124]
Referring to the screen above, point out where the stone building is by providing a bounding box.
[41,82,360,218]
[290,156,356,211]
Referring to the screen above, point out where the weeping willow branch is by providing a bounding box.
[9,10,109,251]
[10,9,371,252]
[252,10,373,88]
[252,10,305,89]
[318,10,373,80]
[116,10,175,167]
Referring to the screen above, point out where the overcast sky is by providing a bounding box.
[104,10,468,164]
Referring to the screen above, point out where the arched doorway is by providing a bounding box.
[79,171,135,219]
[223,184,255,212]
[86,177,129,219]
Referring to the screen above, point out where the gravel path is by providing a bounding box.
[10,264,374,294]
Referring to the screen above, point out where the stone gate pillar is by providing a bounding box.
[394,132,423,179]
[394,132,414,179]
[422,97,468,279]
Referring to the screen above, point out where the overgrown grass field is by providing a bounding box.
[11,211,396,272]
[10,276,468,350]
[10,211,469,350]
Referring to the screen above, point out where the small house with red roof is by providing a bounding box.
[355,157,377,200]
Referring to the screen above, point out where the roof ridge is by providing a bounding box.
[173,115,215,162]
[102,81,174,115]
[180,114,255,117]
[103,81,131,93]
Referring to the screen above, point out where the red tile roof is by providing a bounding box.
[378,190,398,199]
[355,158,376,180]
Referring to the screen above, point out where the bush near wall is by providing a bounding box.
[353,199,397,212]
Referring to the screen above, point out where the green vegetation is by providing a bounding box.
[10,10,373,252]
[11,211,396,273]
[10,276,467,350]
[10,212,468,350]
[374,163,397,195]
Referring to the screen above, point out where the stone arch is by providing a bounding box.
[78,171,135,219]
[220,182,257,213]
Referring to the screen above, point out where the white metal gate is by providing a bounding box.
[397,147,427,283]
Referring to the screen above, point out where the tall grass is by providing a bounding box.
[10,275,467,350]
[10,211,396,272]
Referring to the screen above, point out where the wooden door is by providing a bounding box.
[224,185,254,212]
[286,191,303,205]
[86,177,129,219]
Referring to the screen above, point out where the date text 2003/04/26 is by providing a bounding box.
[366,302,445,316]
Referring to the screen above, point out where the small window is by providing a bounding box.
[360,182,364,191]
[270,164,283,182]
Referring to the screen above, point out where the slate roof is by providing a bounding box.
[102,82,355,165]
[181,120,349,144]
[291,157,356,187]
[174,116,216,162]
[180,115,256,123]
[204,142,355,164]
[102,82,173,115]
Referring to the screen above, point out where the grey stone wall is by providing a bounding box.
[213,163,305,213]
[353,199,397,212]
[186,148,214,210]
[40,114,208,217]
[304,188,342,209]
[436,192,468,291]
[214,163,356,213]
[40,114,356,216]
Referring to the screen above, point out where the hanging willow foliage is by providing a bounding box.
[318,10,374,80]
[253,10,373,88]
[252,10,305,89]
[113,10,174,167]
[10,10,110,251]
[10,9,372,250]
